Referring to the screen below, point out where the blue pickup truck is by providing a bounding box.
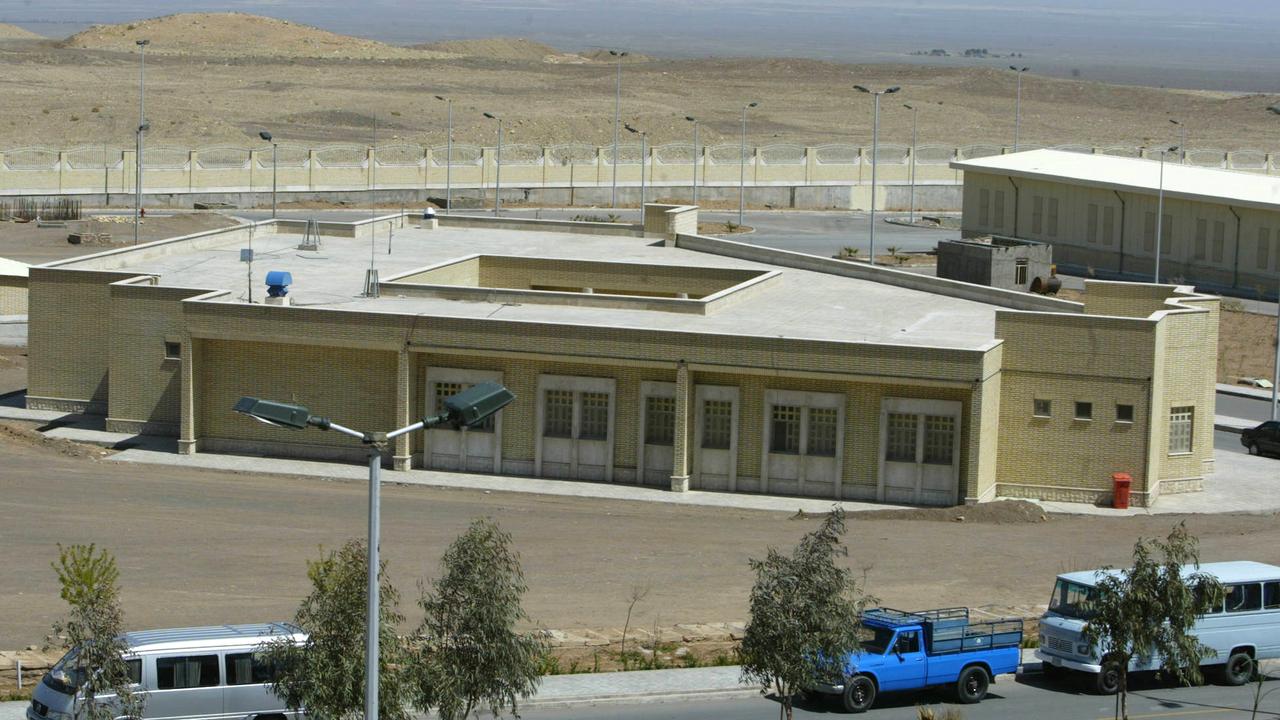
[815,607,1024,713]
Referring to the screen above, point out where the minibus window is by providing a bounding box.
[225,653,275,685]
[126,659,142,685]
[1265,582,1280,610]
[1226,583,1262,613]
[156,655,220,689]
[1049,579,1095,619]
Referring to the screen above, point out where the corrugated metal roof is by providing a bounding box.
[952,149,1280,212]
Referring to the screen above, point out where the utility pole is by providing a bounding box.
[1010,66,1029,151]
[609,49,627,208]
[854,84,900,265]
[134,39,149,245]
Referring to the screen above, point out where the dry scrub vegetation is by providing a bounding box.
[0,13,1277,150]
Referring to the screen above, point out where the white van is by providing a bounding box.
[28,623,306,720]
[1037,561,1280,693]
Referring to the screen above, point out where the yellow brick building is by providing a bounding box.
[24,207,1218,507]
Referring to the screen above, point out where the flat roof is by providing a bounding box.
[125,623,302,653]
[65,225,1003,350]
[952,149,1280,212]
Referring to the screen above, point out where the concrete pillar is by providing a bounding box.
[188,151,198,193]
[481,146,494,190]
[366,147,376,191]
[57,151,68,193]
[393,348,412,470]
[123,149,137,192]
[178,336,196,455]
[307,150,317,191]
[669,361,692,492]
[804,146,815,185]
[422,146,433,189]
[248,149,262,193]
[752,147,761,186]
[541,146,551,187]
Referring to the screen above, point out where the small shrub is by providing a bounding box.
[91,107,100,113]
[539,652,561,676]
[70,116,80,122]
[1020,634,1040,649]
[681,653,702,669]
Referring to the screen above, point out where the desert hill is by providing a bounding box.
[61,12,455,60]
[414,37,579,63]
[0,23,42,40]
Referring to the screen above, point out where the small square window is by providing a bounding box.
[1116,404,1134,423]
[1074,402,1093,421]
[164,341,181,360]
[1033,399,1051,418]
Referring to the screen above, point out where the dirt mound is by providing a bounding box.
[61,12,454,60]
[854,500,1052,524]
[414,37,570,62]
[0,23,42,40]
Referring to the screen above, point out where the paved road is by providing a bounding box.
[1216,392,1275,457]
[523,672,1280,720]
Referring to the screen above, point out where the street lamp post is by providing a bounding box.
[904,102,918,224]
[134,39,149,245]
[609,50,628,208]
[739,101,758,227]
[1009,66,1028,151]
[1266,105,1280,420]
[685,116,699,205]
[625,124,647,207]
[234,382,515,720]
[1170,118,1186,163]
[434,95,452,212]
[483,112,502,216]
[259,131,277,219]
[1153,144,1179,283]
[854,85,900,265]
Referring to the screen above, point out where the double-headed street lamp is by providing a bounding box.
[739,101,758,227]
[434,95,452,212]
[483,112,503,216]
[854,84,899,265]
[609,49,628,208]
[685,115,699,205]
[624,124,647,207]
[1009,66,1029,151]
[234,381,516,720]
[134,38,150,245]
[258,131,277,218]
[1153,144,1179,283]
[903,103,918,225]
[1170,118,1186,162]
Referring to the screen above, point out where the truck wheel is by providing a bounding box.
[955,666,990,704]
[1094,663,1122,695]
[842,675,876,713]
[1220,651,1255,686]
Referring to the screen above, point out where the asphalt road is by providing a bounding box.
[1216,392,1276,457]
[522,672,1280,720]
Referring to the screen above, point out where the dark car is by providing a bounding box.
[1241,420,1280,457]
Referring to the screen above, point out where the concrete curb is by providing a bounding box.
[521,686,759,710]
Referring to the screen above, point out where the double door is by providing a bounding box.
[423,368,504,473]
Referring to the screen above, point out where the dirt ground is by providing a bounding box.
[1219,308,1279,385]
[0,13,1277,151]
[0,214,238,265]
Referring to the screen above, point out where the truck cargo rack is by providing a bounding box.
[862,607,1023,655]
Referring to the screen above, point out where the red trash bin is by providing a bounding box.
[1112,472,1132,509]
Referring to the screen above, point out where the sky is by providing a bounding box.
[2,0,1279,91]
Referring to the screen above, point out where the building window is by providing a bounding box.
[886,412,917,462]
[993,190,1005,230]
[1143,211,1156,252]
[769,405,801,454]
[978,188,990,227]
[1047,197,1059,237]
[1032,196,1044,235]
[543,390,574,438]
[1033,399,1051,417]
[579,392,610,440]
[1160,213,1173,254]
[923,415,955,465]
[1116,404,1134,423]
[164,341,181,360]
[1015,258,1029,286]
[1074,401,1093,421]
[1169,406,1194,454]
[644,396,675,446]
[807,407,838,457]
[1087,203,1099,243]
[1194,218,1207,260]
[701,400,732,449]
[1102,206,1115,246]
[1213,221,1225,264]
[1260,228,1272,270]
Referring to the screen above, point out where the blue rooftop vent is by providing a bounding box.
[265,271,293,298]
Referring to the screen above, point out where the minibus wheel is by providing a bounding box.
[1220,651,1255,686]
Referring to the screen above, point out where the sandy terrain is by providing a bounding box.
[1219,307,1280,385]
[0,213,238,265]
[0,13,1275,151]
[0,23,41,40]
